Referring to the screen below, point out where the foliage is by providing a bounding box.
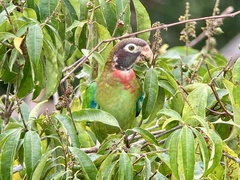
[0,0,240,179]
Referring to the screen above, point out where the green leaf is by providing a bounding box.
[72,109,120,128]
[24,131,42,179]
[55,114,81,148]
[203,129,223,177]
[232,57,240,84]
[142,68,159,120]
[79,0,88,20]
[26,24,43,80]
[144,156,152,179]
[0,32,16,41]
[0,129,21,180]
[96,152,118,180]
[192,129,210,176]
[130,127,159,145]
[99,0,117,35]
[69,147,98,180]
[118,151,133,180]
[17,56,34,98]
[145,86,165,124]
[32,146,61,180]
[169,129,181,180]
[132,0,151,40]
[222,79,240,141]
[179,126,195,180]
[38,0,58,21]
[37,38,61,101]
[116,0,131,33]
[182,84,208,124]
[0,4,16,25]
[62,0,78,20]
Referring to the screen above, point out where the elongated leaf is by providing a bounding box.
[32,146,61,180]
[38,0,58,21]
[145,86,165,123]
[118,151,133,180]
[203,129,223,176]
[132,0,151,40]
[116,0,131,33]
[99,0,117,35]
[0,4,16,24]
[222,79,240,141]
[144,156,151,179]
[24,131,42,179]
[72,109,120,128]
[192,129,210,176]
[26,24,43,80]
[69,147,98,180]
[55,114,81,148]
[97,152,118,180]
[142,68,158,119]
[80,0,88,20]
[182,84,208,124]
[169,129,181,180]
[157,108,182,119]
[0,130,21,180]
[37,38,61,101]
[0,32,16,41]
[180,126,195,180]
[131,127,158,145]
[62,0,78,20]
[232,57,240,84]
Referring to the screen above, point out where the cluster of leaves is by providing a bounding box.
[0,0,240,179]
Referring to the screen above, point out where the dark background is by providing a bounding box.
[141,0,240,52]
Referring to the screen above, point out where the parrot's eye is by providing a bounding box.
[124,43,137,52]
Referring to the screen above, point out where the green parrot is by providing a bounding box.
[84,38,153,140]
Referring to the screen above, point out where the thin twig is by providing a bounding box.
[189,6,234,47]
[61,9,240,84]
[206,63,234,118]
[1,0,16,33]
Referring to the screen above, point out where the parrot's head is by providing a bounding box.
[111,38,153,71]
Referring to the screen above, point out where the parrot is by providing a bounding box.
[84,38,153,140]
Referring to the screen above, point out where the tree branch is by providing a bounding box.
[61,9,240,84]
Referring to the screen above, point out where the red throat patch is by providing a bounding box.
[112,69,136,93]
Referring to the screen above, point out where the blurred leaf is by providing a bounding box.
[79,0,88,20]
[179,126,195,180]
[142,68,158,120]
[62,0,78,20]
[26,24,43,80]
[72,109,120,128]
[130,127,158,145]
[193,129,210,176]
[24,131,42,179]
[38,0,58,21]
[169,129,181,180]
[222,79,240,141]
[55,114,81,148]
[203,129,223,177]
[232,57,240,84]
[96,151,118,179]
[119,151,133,180]
[116,0,131,33]
[144,156,151,179]
[0,32,16,41]
[32,146,61,180]
[132,0,151,41]
[99,0,117,35]
[145,86,165,124]
[182,84,208,124]
[0,129,21,180]
[69,147,98,180]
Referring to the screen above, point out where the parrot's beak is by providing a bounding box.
[138,44,153,63]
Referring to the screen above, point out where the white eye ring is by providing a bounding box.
[124,43,138,53]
